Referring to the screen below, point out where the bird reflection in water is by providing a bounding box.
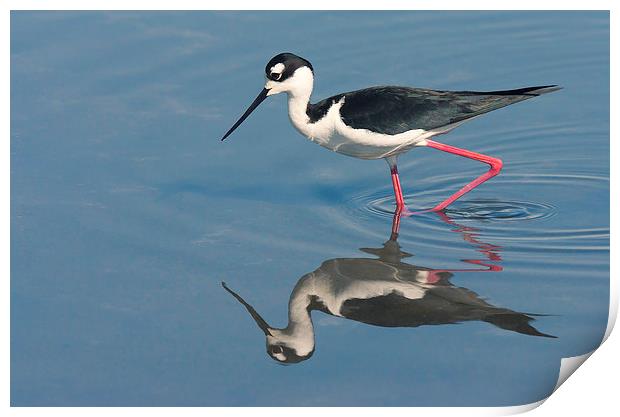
[222,211,555,364]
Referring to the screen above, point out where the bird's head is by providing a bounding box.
[221,52,314,141]
[263,52,314,97]
[265,332,315,364]
[221,282,314,364]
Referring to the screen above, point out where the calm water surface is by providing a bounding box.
[11,11,609,406]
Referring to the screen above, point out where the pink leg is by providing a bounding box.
[390,164,406,210]
[426,139,503,211]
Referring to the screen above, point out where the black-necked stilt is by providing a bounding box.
[221,53,560,212]
[222,212,554,364]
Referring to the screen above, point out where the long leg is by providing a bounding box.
[425,139,503,211]
[386,157,405,211]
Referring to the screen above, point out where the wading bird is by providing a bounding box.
[222,53,559,212]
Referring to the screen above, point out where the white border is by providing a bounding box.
[1,0,617,10]
[4,1,616,416]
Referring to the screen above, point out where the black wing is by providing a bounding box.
[313,85,559,135]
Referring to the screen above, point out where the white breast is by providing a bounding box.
[288,96,430,160]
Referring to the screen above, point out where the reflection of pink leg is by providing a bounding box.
[426,271,445,284]
[460,259,503,272]
[434,210,503,272]
[390,210,402,238]
[426,140,503,211]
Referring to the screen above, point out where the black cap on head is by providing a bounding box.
[267,343,314,364]
[265,52,313,82]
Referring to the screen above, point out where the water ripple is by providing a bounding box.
[443,200,556,221]
[342,169,608,255]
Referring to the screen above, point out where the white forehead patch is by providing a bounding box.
[270,63,285,74]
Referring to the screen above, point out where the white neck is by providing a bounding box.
[287,92,311,130]
[280,289,315,353]
[269,277,317,356]
[283,67,314,136]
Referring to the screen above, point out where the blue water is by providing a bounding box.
[11,11,609,406]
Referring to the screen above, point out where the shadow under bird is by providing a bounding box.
[222,52,560,212]
[222,212,555,364]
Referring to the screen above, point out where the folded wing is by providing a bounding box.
[331,85,560,135]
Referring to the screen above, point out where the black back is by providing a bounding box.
[307,93,344,123]
[308,85,559,134]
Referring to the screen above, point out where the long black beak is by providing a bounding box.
[221,88,269,141]
[221,282,272,336]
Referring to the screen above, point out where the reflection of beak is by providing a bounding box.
[221,88,269,141]
[221,282,272,336]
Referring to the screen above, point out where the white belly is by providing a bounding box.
[307,262,434,316]
[315,129,430,159]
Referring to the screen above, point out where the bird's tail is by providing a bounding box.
[483,312,557,338]
[465,85,562,96]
